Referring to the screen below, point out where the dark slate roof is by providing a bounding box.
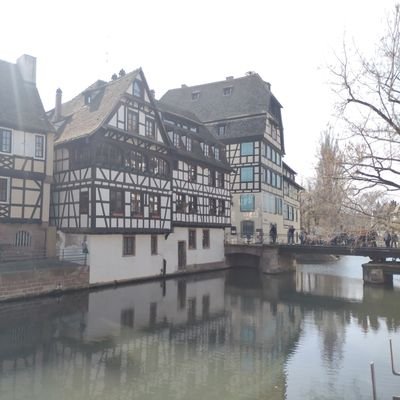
[156,101,230,171]
[155,100,201,124]
[160,73,282,123]
[0,59,53,133]
[156,100,221,145]
[207,116,267,143]
[51,69,140,144]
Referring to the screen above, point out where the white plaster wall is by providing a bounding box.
[88,234,163,284]
[60,228,225,285]
[161,227,225,272]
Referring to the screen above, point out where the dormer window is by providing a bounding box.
[223,86,233,96]
[173,133,180,147]
[133,80,143,98]
[203,143,209,157]
[84,94,92,105]
[191,91,200,101]
[186,137,192,151]
[217,124,226,136]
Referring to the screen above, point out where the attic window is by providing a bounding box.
[133,80,143,98]
[191,91,200,101]
[84,94,92,105]
[217,124,226,136]
[223,87,233,96]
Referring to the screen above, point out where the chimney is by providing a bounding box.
[55,88,62,122]
[150,89,155,100]
[226,76,234,80]
[181,84,187,88]
[16,54,37,85]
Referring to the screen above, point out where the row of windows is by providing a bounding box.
[284,203,298,222]
[125,110,156,139]
[163,118,198,133]
[167,129,221,161]
[79,189,162,218]
[240,193,299,220]
[262,143,281,166]
[175,194,226,216]
[123,234,158,256]
[123,229,210,256]
[284,168,295,180]
[69,145,170,177]
[185,164,225,188]
[79,189,227,218]
[191,86,233,101]
[0,129,45,159]
[267,119,281,143]
[263,167,282,189]
[283,181,299,200]
[188,229,210,249]
[263,193,283,215]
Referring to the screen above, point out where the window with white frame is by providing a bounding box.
[133,80,143,98]
[223,86,233,96]
[217,124,226,136]
[34,135,45,159]
[145,118,155,139]
[0,129,11,153]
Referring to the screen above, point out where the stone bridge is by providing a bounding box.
[225,243,400,284]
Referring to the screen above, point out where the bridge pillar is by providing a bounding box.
[260,247,296,274]
[362,262,393,285]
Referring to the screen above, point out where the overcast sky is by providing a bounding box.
[2,0,397,181]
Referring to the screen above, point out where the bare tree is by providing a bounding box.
[301,129,349,237]
[331,5,400,193]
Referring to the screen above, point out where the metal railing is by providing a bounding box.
[0,246,87,266]
[0,246,47,263]
[56,247,88,265]
[370,339,400,399]
[224,232,389,248]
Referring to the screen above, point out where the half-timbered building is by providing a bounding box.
[156,101,231,269]
[0,55,55,257]
[161,73,302,242]
[49,69,231,284]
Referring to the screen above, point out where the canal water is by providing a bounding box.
[0,256,399,399]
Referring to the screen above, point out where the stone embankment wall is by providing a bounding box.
[0,263,89,301]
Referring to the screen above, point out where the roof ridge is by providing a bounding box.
[171,73,264,91]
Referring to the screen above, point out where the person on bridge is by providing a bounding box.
[299,228,306,245]
[269,223,277,244]
[391,232,398,248]
[384,231,392,248]
[288,226,295,244]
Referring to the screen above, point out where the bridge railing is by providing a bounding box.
[225,232,299,245]
[224,232,390,248]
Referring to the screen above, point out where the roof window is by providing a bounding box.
[191,91,200,101]
[223,87,233,96]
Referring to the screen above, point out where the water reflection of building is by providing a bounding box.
[0,271,305,400]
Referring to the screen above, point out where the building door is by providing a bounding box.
[178,241,186,269]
